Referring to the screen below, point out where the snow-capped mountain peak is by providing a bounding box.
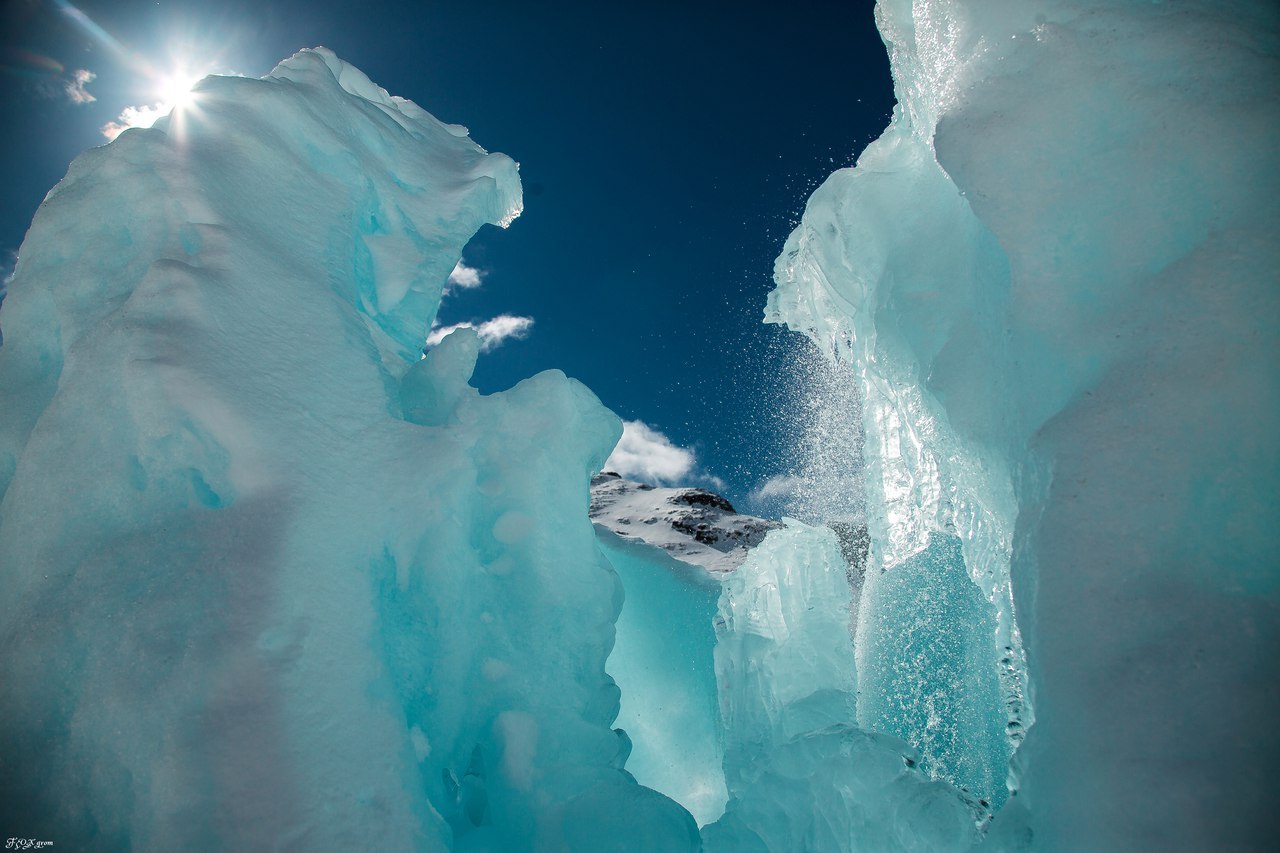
[589,472,783,575]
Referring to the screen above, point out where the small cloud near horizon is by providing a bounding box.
[426,314,533,352]
[0,248,16,283]
[101,103,167,140]
[749,473,805,505]
[444,260,482,294]
[604,420,699,486]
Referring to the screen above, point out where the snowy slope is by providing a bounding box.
[589,472,782,576]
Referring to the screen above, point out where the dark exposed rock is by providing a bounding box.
[671,490,735,513]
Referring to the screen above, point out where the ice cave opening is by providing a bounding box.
[1,1,1276,851]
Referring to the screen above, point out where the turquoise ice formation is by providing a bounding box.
[0,48,697,851]
[2,0,1277,847]
[768,0,1279,848]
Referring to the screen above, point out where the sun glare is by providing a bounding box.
[55,0,241,140]
[157,69,202,109]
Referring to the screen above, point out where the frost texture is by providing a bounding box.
[769,0,1279,848]
[0,49,697,850]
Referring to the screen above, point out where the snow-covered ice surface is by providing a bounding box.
[0,49,698,851]
[590,472,782,576]
[768,0,1280,849]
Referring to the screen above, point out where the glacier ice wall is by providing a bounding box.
[856,533,1008,809]
[770,0,1279,847]
[0,49,698,850]
[595,529,727,826]
[703,520,982,851]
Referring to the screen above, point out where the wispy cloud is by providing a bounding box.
[426,314,533,352]
[0,248,15,284]
[444,260,482,294]
[64,68,95,104]
[604,420,697,485]
[101,103,167,140]
[0,248,14,346]
[749,474,805,504]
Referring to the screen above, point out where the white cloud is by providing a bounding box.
[445,260,482,294]
[101,103,168,141]
[750,474,806,504]
[604,420,697,485]
[0,248,15,284]
[64,69,96,104]
[426,314,533,352]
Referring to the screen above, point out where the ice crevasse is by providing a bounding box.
[768,0,1279,849]
[0,48,699,850]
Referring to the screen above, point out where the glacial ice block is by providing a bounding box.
[703,520,981,852]
[856,534,1009,809]
[770,0,1280,848]
[596,530,727,827]
[0,49,696,851]
[588,473,785,826]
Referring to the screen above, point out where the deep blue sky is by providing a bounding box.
[0,0,893,507]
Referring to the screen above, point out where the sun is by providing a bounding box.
[156,69,202,110]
